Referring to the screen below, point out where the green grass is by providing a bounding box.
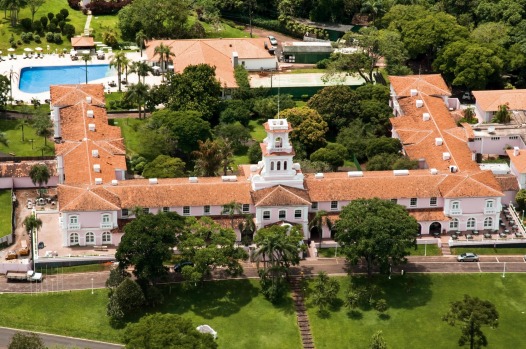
[0,190,12,238]
[0,279,301,348]
[199,19,251,39]
[409,244,442,256]
[249,119,266,142]
[90,15,120,43]
[308,274,526,349]
[289,68,325,74]
[36,263,111,275]
[451,246,526,255]
[0,119,54,156]
[111,118,144,155]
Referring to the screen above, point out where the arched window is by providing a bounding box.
[69,233,79,245]
[484,217,493,228]
[277,161,281,170]
[467,218,476,229]
[85,232,95,245]
[275,137,282,148]
[102,232,111,243]
[270,162,274,170]
[450,218,459,229]
[284,161,287,170]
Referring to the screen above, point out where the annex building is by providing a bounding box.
[50,75,512,247]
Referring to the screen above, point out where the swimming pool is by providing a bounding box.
[19,64,116,93]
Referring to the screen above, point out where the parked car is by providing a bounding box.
[174,261,194,272]
[462,92,473,101]
[457,252,479,262]
[268,35,278,46]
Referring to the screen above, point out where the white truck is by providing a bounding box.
[6,270,43,282]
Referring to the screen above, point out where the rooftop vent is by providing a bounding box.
[410,89,418,97]
[449,165,458,173]
[86,96,92,104]
[423,113,430,121]
[416,100,424,108]
[393,169,409,176]
[88,123,95,132]
[488,126,496,133]
[111,179,118,186]
[250,165,258,172]
[149,178,158,185]
[514,146,520,156]
[86,110,94,118]
[443,152,451,160]
[430,168,438,175]
[221,175,237,182]
[435,138,443,146]
[314,173,324,179]
[348,171,363,177]
[93,164,101,173]
[188,177,198,183]
[92,149,99,157]
[94,178,102,185]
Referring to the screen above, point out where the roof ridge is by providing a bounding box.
[256,185,280,205]
[278,185,311,204]
[91,186,121,208]
[467,172,504,196]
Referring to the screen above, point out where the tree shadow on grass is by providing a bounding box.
[159,279,260,319]
[378,313,390,320]
[346,310,363,320]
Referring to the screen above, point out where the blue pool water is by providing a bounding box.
[19,64,116,93]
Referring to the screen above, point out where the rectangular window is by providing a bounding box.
[121,209,128,217]
[242,204,250,213]
[410,198,417,207]
[486,200,494,208]
[491,137,500,141]
[474,137,482,141]
[69,216,78,224]
[430,197,437,206]
[295,209,302,219]
[312,202,318,210]
[102,214,110,223]
[279,210,286,219]
[142,207,149,214]
[263,211,270,220]
[183,206,190,215]
[204,205,210,215]
[331,201,338,210]
[509,136,519,140]
[162,207,170,213]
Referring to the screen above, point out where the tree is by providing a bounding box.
[307,85,357,131]
[109,51,128,92]
[17,117,30,142]
[192,139,223,177]
[253,94,296,119]
[0,74,10,110]
[8,332,45,349]
[370,330,388,349]
[334,198,418,276]
[135,30,147,57]
[247,141,262,164]
[310,143,348,171]
[115,212,184,283]
[28,164,50,197]
[165,64,222,121]
[4,0,27,26]
[493,103,511,124]
[123,313,218,349]
[214,122,251,152]
[311,271,340,315]
[81,53,91,84]
[142,155,186,178]
[124,82,149,119]
[32,112,53,145]
[177,217,247,286]
[107,278,145,323]
[27,0,43,22]
[254,225,305,302]
[222,201,242,229]
[366,153,400,171]
[278,107,328,156]
[23,214,42,234]
[153,42,175,82]
[515,189,526,211]
[443,295,499,349]
[375,298,388,316]
[238,214,256,245]
[105,267,128,291]
[366,138,402,159]
[130,61,152,84]
[308,210,332,246]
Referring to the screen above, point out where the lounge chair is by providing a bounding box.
[23,52,28,59]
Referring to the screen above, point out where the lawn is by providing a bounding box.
[451,245,526,255]
[0,279,301,348]
[410,243,442,256]
[308,274,526,349]
[35,262,112,275]
[249,119,266,142]
[0,119,55,156]
[110,118,144,155]
[0,190,12,238]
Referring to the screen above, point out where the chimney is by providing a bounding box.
[87,110,94,118]
[86,96,92,104]
[92,149,99,158]
[430,168,438,175]
[514,146,520,156]
[88,123,96,132]
[111,179,118,186]
[410,89,418,96]
[423,113,430,121]
[149,178,158,185]
[435,138,443,146]
[93,164,101,173]
[232,51,239,68]
[443,152,451,160]
[94,178,103,185]
[416,100,424,108]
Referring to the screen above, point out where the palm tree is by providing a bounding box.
[81,53,92,84]
[109,51,128,92]
[124,82,150,119]
[23,214,42,234]
[218,138,234,176]
[0,132,8,147]
[308,210,333,248]
[16,117,30,141]
[135,30,148,57]
[192,139,222,177]
[29,164,50,197]
[131,61,152,84]
[153,43,175,82]
[222,201,242,230]
[238,214,256,246]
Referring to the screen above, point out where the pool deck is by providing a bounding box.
[0,51,163,102]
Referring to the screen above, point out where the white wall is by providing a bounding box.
[241,58,277,71]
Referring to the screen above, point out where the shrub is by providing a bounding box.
[53,33,63,44]
[32,21,42,33]
[55,13,64,22]
[8,35,15,44]
[47,12,54,21]
[62,24,75,38]
[10,42,17,48]
[50,17,58,25]
[34,34,41,43]
[316,58,330,69]
[40,16,48,28]
[85,0,132,15]
[60,8,69,19]
[17,40,22,45]
[67,0,81,10]
[20,18,32,31]
[45,32,54,42]
[58,20,66,31]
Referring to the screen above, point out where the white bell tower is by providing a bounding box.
[250,118,304,190]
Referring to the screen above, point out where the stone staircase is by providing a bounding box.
[441,243,451,256]
[289,276,315,349]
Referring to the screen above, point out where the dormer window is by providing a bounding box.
[275,137,282,148]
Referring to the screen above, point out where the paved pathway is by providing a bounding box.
[290,276,314,349]
[84,13,92,36]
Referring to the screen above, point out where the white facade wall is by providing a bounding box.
[241,58,277,71]
[0,178,12,189]
[469,136,525,156]
[443,197,501,231]
[509,161,526,189]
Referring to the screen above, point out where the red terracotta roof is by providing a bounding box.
[389,74,451,97]
[0,160,57,177]
[251,185,311,206]
[472,89,526,112]
[71,36,95,48]
[494,174,519,191]
[409,209,450,222]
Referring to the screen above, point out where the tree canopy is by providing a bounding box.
[142,155,186,178]
[123,313,218,349]
[279,107,328,157]
[334,198,418,276]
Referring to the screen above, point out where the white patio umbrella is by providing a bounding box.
[70,50,77,56]
[81,50,90,55]
[96,50,104,55]
[35,47,43,51]
[24,47,32,52]
[7,48,14,52]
